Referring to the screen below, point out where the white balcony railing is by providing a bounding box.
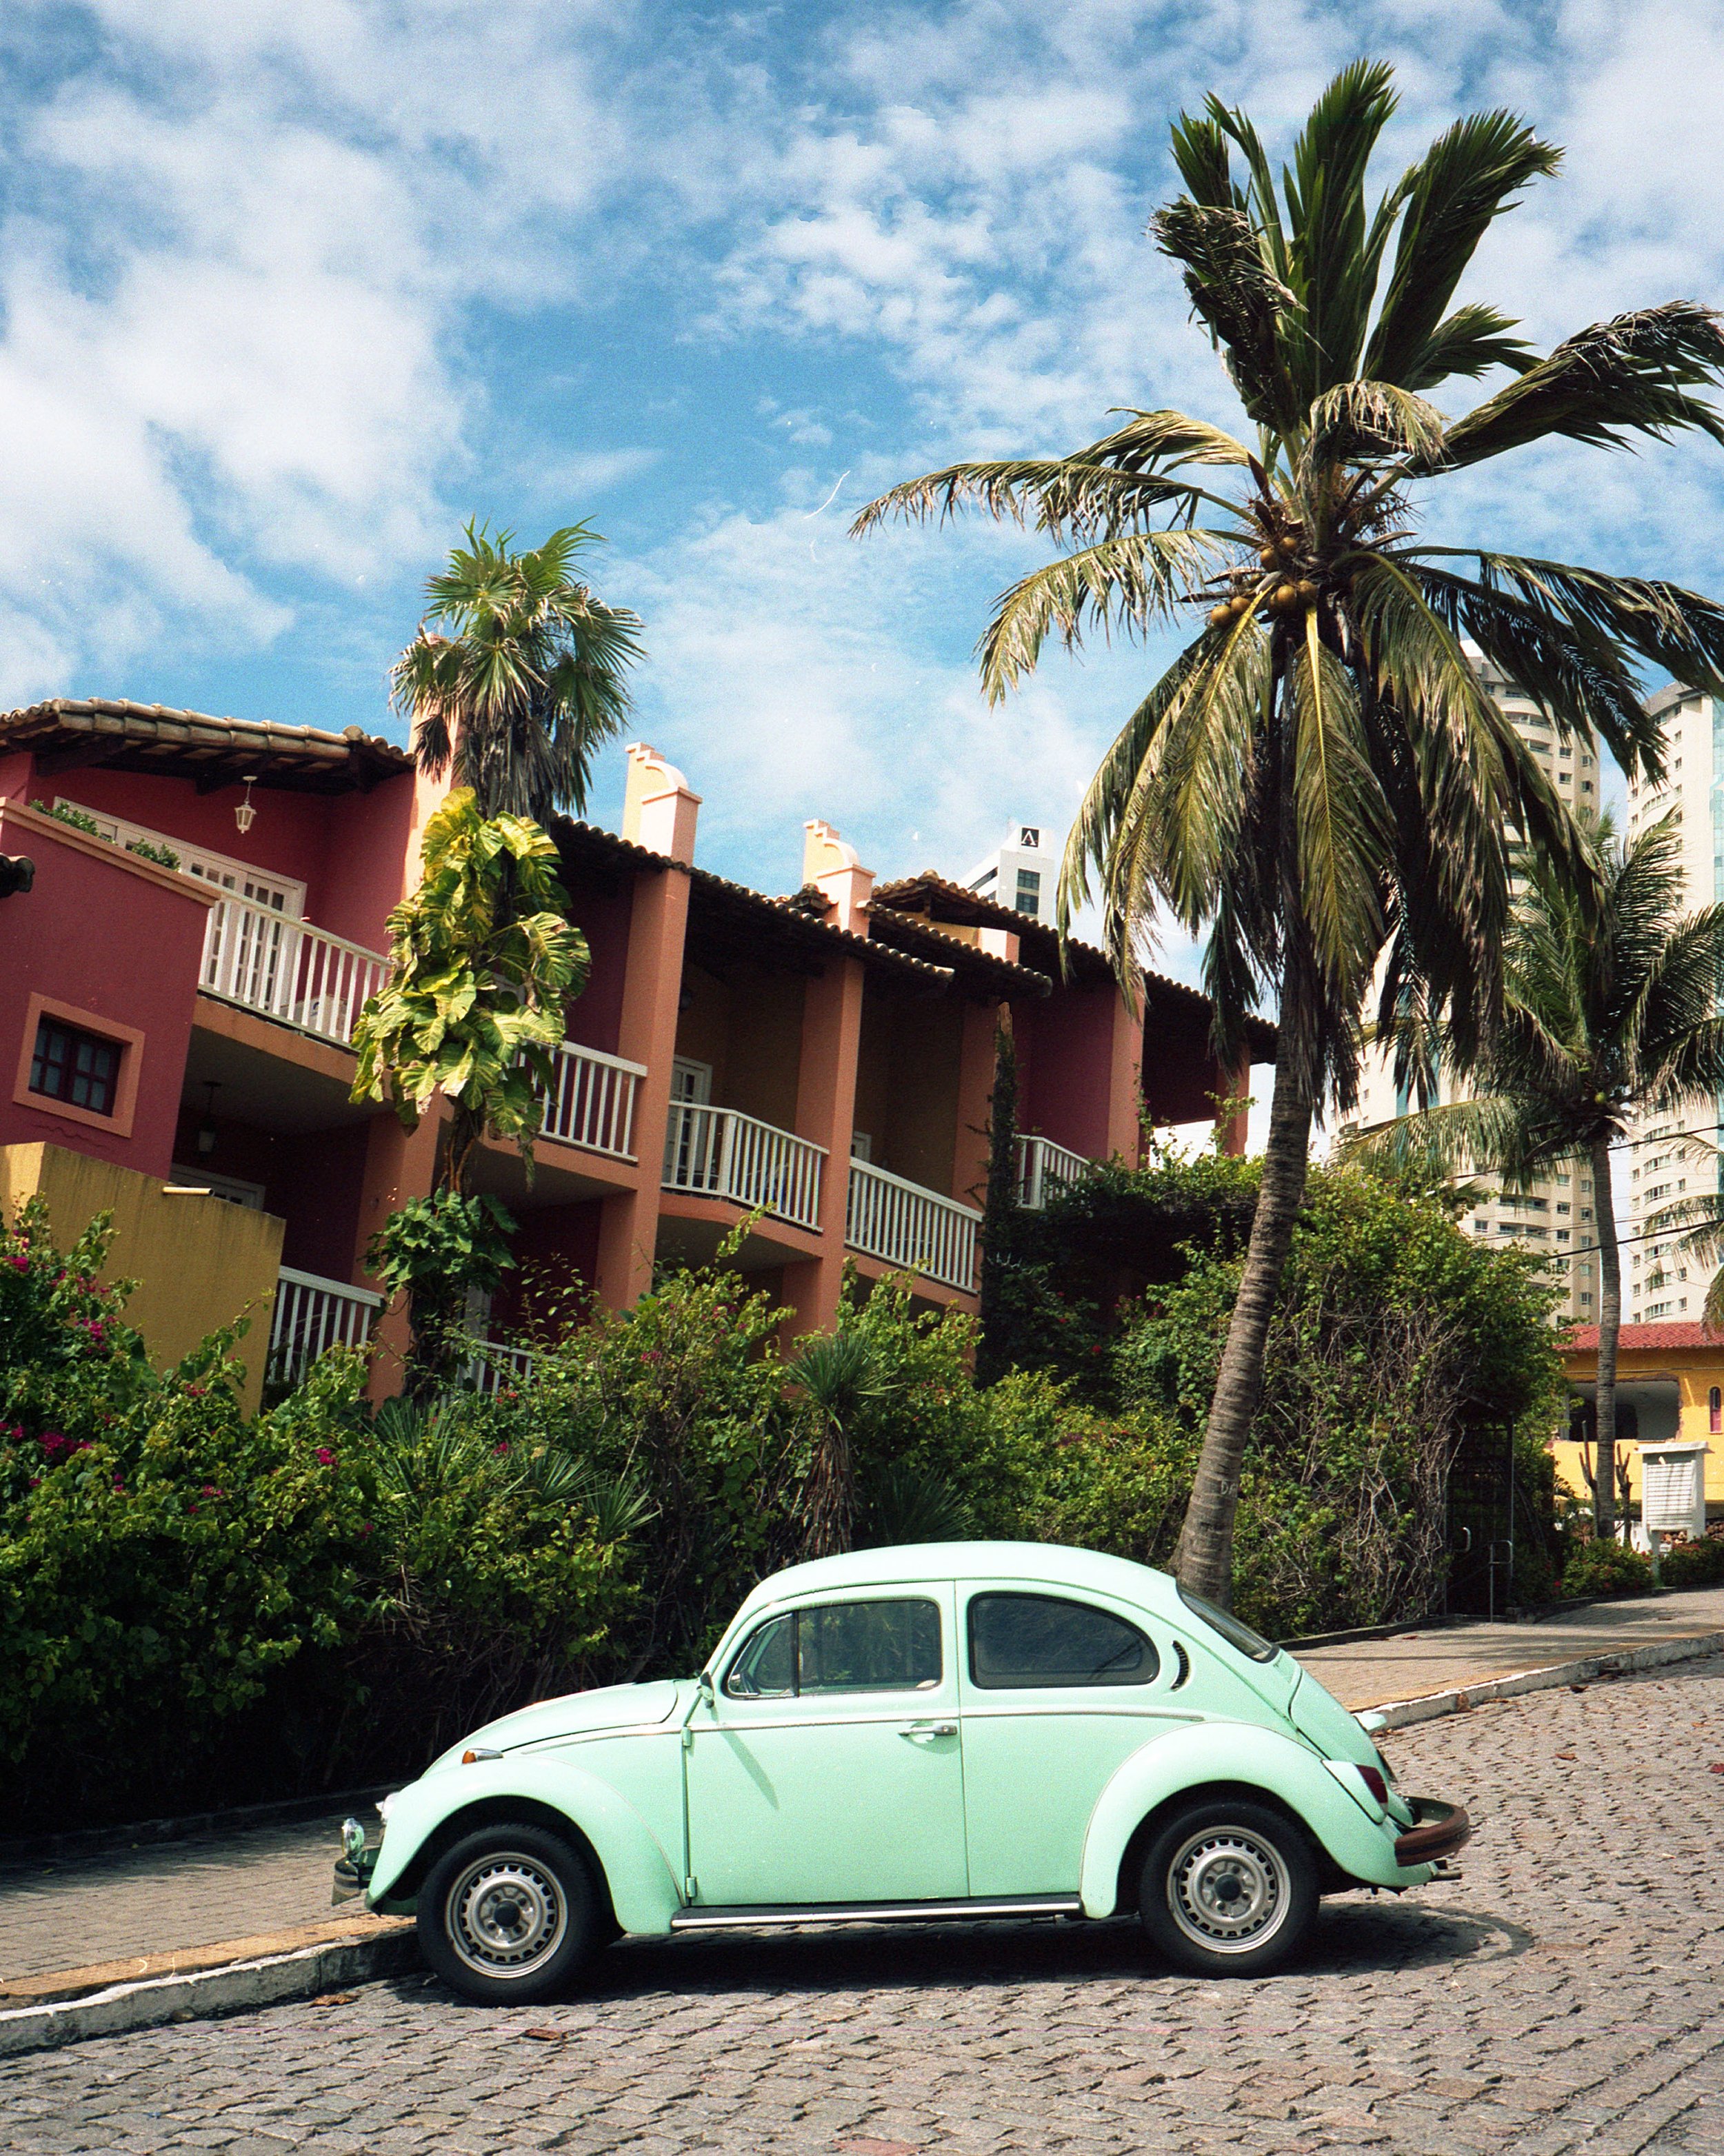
[1014,1134,1096,1209]
[269,1265,385,1387]
[662,1104,825,1231]
[463,1340,536,1396]
[845,1160,981,1293]
[537,1040,645,1160]
[201,899,389,1047]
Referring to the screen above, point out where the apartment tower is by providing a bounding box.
[1350,650,1601,1324]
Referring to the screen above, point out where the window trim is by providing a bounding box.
[723,1595,945,1699]
[965,1589,1159,1691]
[13,994,143,1138]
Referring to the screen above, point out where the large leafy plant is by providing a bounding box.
[352,787,588,1196]
[857,60,1724,1604]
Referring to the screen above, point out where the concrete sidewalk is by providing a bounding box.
[5,1584,1724,2039]
[1297,1581,1724,1709]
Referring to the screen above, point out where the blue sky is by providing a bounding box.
[3,0,1723,952]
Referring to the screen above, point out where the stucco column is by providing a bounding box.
[952,1000,999,1209]
[353,1103,443,1402]
[780,952,866,1336]
[1216,1048,1252,1158]
[1106,993,1146,1167]
[594,745,701,1311]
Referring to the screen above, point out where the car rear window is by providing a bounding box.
[1176,1583,1281,1663]
[724,1598,942,1697]
[968,1592,1158,1689]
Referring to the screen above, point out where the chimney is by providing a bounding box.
[622,744,701,865]
[802,818,874,934]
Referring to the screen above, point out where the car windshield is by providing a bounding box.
[1176,1584,1280,1664]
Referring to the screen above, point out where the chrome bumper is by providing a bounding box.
[1395,1797,1472,1868]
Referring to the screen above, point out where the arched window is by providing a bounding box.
[1709,1386,1721,1435]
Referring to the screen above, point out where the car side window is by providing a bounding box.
[725,1613,796,1697]
[723,1598,942,1698]
[968,1591,1159,1689]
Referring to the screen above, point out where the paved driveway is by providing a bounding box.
[4,1658,1723,2155]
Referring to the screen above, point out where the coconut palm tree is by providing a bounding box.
[1354,813,1724,1541]
[394,521,645,825]
[853,60,1724,1604]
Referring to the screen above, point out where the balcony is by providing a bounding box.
[268,1265,384,1388]
[1014,1134,1096,1209]
[538,1040,646,1161]
[201,899,388,1048]
[662,1103,825,1232]
[846,1160,981,1294]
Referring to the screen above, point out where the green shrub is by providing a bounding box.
[1563,1536,1655,1598]
[1657,1532,1724,1589]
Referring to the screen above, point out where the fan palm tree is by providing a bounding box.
[1355,814,1724,1541]
[854,60,1724,1604]
[394,521,645,825]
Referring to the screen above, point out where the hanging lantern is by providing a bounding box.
[234,776,259,835]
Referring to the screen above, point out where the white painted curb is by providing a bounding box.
[0,1928,419,2059]
[1370,1628,1724,1730]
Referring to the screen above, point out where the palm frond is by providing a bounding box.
[1281,59,1401,394]
[976,529,1227,702]
[1290,615,1390,982]
[1365,111,1559,387]
[1407,303,1724,474]
[848,453,1239,543]
[1150,199,1301,432]
[1307,381,1447,464]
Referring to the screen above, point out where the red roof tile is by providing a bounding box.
[1563,1320,1724,1353]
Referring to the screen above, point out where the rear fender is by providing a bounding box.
[1079,1720,1425,1915]
[368,1758,683,1937]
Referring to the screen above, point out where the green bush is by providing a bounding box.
[1657,1532,1724,1589]
[1563,1536,1655,1598]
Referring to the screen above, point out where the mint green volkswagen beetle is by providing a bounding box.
[337,1543,1468,1999]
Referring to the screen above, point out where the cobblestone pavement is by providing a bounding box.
[6,1658,1724,2155]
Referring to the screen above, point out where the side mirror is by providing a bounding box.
[698,1669,715,1702]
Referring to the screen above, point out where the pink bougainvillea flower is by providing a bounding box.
[315,1447,337,1466]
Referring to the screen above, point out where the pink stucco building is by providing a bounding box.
[0,698,1264,1392]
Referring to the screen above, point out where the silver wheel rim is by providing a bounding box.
[444,1853,568,1979]
[1165,1827,1290,1955]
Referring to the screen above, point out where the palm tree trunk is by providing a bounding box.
[1591,1136,1621,1543]
[1172,1017,1314,1606]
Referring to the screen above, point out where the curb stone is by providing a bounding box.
[8,1628,1724,2058]
[0,1926,419,2059]
[1367,1628,1724,1729]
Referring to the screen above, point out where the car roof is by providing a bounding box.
[736,1541,1185,1622]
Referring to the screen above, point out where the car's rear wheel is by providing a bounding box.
[418,1824,600,2004]
[1138,1798,1318,1977]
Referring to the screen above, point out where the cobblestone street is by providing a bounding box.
[4,1658,1723,2156]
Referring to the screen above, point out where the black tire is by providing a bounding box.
[417,1823,601,2004]
[1138,1798,1318,1977]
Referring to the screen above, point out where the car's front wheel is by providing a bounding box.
[418,1824,601,2004]
[1138,1798,1318,1977]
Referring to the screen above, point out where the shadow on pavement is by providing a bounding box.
[379,1894,1534,2015]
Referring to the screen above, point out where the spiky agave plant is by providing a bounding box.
[855,60,1724,1604]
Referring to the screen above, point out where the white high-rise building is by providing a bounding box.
[965,820,1064,924]
[1348,651,1601,1325]
[1622,683,1722,1326]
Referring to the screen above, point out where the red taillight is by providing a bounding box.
[1358,1764,1390,1806]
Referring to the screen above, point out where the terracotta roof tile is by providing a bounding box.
[1563,1320,1724,1353]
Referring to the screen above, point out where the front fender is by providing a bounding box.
[368,1758,683,1937]
[1079,1721,1430,1915]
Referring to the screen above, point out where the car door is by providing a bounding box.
[685,1585,968,1907]
[957,1582,1187,1896]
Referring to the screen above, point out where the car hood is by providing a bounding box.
[431,1678,685,1768]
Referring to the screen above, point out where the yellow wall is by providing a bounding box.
[1,1142,284,1414]
[1556,1346,1724,1512]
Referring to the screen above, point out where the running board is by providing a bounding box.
[670,1894,1083,1932]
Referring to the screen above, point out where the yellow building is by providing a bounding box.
[1558,1320,1724,1519]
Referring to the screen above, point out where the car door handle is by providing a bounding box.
[899,1720,957,1740]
